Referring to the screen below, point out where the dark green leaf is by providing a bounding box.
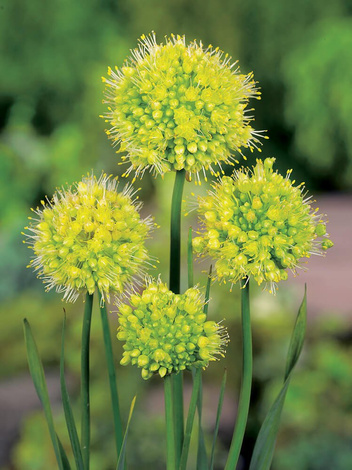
[285,285,307,380]
[60,315,84,470]
[188,226,194,289]
[203,265,212,316]
[180,369,201,470]
[116,396,136,470]
[23,318,66,470]
[249,287,307,470]
[58,435,72,470]
[209,369,227,470]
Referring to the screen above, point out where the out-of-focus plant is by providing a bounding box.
[282,18,352,188]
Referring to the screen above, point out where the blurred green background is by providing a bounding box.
[1,1,352,469]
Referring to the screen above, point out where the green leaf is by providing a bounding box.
[196,425,208,470]
[203,265,212,316]
[194,264,213,469]
[188,226,194,289]
[23,318,67,470]
[180,369,202,470]
[209,369,227,470]
[249,286,307,470]
[116,396,136,470]
[196,371,208,470]
[80,292,94,469]
[99,294,123,460]
[285,285,307,380]
[60,314,84,470]
[57,435,72,470]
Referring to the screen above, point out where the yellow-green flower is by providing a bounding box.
[193,158,333,293]
[102,33,262,182]
[117,279,227,379]
[24,174,154,302]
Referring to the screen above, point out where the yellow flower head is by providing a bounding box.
[193,158,333,293]
[24,174,154,302]
[117,279,228,379]
[102,33,262,182]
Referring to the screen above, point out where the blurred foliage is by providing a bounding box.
[283,18,352,189]
[274,433,352,470]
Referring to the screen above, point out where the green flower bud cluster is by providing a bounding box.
[103,33,262,182]
[24,174,154,302]
[117,280,227,379]
[193,158,333,292]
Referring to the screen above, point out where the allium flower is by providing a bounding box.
[193,158,333,293]
[24,174,154,302]
[102,33,262,182]
[117,279,227,379]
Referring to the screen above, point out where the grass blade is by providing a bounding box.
[285,285,307,380]
[99,295,123,459]
[196,372,208,470]
[23,318,66,470]
[60,314,84,470]
[116,396,136,470]
[80,292,94,469]
[164,375,177,470]
[209,369,227,470]
[225,279,252,470]
[203,265,212,316]
[180,369,202,470]
[57,435,72,470]
[188,226,194,289]
[249,286,307,470]
[195,264,213,468]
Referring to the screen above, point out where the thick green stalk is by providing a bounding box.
[164,375,177,470]
[169,169,186,466]
[225,279,252,470]
[81,292,94,470]
[169,169,186,294]
[99,295,123,459]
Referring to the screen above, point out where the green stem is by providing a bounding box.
[164,375,177,470]
[169,169,186,466]
[187,226,194,289]
[81,292,94,470]
[169,169,186,294]
[99,295,124,460]
[225,278,252,470]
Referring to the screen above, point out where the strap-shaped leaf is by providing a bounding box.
[80,292,94,469]
[180,369,202,470]
[209,369,227,470]
[116,396,136,470]
[23,318,68,470]
[99,294,124,460]
[195,264,213,468]
[188,226,194,289]
[203,265,212,317]
[60,314,84,470]
[249,286,307,470]
[196,423,208,470]
[284,286,307,380]
[57,435,72,470]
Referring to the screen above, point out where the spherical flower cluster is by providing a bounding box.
[193,158,333,292]
[117,279,227,380]
[102,33,262,182]
[24,174,154,302]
